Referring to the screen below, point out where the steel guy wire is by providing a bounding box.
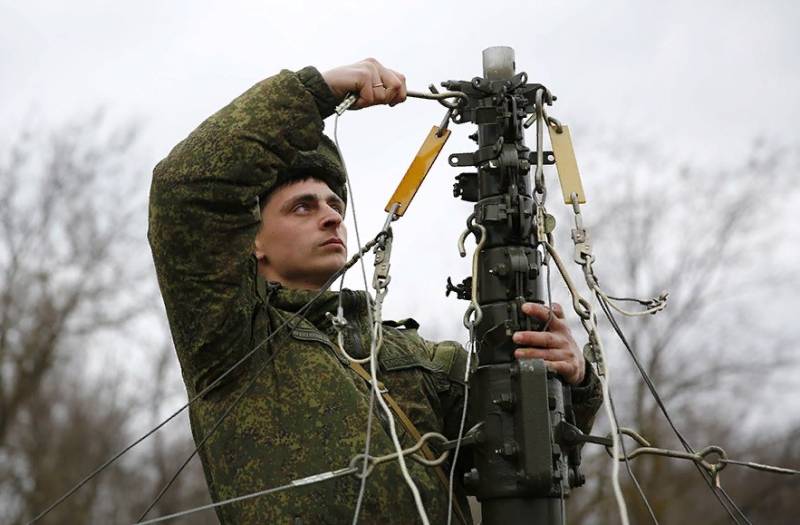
[333,104,381,525]
[331,287,371,365]
[333,109,431,525]
[133,237,390,522]
[535,186,630,523]
[134,432,451,525]
[605,426,800,524]
[536,135,658,524]
[596,294,752,525]
[558,192,751,522]
[542,246,568,525]
[26,237,382,525]
[364,287,432,525]
[546,229,655,524]
[335,270,377,525]
[445,214,487,525]
[407,89,468,110]
[608,392,659,524]
[720,459,800,476]
[351,386,376,525]
[718,487,752,525]
[598,296,752,525]
[541,239,556,333]
[540,239,630,525]
[529,120,627,523]
[563,192,748,523]
[445,318,475,525]
[136,466,360,525]
[585,312,629,525]
[560,206,749,523]
[607,427,800,478]
[333,107,379,525]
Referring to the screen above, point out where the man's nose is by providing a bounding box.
[320,204,343,229]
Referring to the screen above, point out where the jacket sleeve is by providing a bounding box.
[148,67,338,395]
[569,361,603,435]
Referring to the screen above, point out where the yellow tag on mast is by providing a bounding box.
[548,124,587,204]
[385,126,451,216]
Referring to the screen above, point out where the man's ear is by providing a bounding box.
[253,236,267,263]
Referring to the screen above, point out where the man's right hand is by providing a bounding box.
[321,58,407,109]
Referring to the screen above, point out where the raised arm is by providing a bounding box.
[149,60,407,394]
[149,67,339,392]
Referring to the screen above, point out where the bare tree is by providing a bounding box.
[560,138,800,523]
[0,113,214,524]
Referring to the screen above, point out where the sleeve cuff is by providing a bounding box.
[570,361,600,404]
[296,66,340,120]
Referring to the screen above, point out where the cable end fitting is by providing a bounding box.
[335,93,358,115]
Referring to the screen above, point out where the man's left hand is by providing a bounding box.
[513,302,585,385]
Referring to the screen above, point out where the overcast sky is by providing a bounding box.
[2,0,798,342]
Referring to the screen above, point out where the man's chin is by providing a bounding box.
[314,259,347,286]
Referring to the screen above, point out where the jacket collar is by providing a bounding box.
[267,282,372,330]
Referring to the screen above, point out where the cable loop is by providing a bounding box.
[463,303,482,330]
[606,428,730,484]
[349,453,377,480]
[575,296,593,320]
[409,88,468,109]
[367,432,450,469]
[546,115,563,134]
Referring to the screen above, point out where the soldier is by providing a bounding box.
[149,58,601,524]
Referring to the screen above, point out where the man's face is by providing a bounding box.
[254,179,347,290]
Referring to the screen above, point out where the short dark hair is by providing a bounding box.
[258,174,343,212]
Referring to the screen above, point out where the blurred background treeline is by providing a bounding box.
[1,111,798,524]
[2,2,799,522]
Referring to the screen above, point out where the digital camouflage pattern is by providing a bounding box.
[148,67,602,524]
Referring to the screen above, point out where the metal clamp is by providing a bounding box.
[335,93,358,115]
[372,232,393,291]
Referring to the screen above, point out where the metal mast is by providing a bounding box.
[447,46,583,524]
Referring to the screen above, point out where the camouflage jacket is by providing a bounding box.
[148,67,602,524]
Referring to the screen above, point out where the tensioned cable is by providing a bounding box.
[336,270,379,525]
[136,466,360,525]
[29,237,381,525]
[445,323,475,525]
[542,238,656,523]
[595,294,748,524]
[333,111,380,524]
[559,192,748,525]
[608,391,659,524]
[584,298,629,525]
[351,387,377,524]
[541,240,631,525]
[534,102,630,521]
[596,294,751,525]
[332,109,431,525]
[541,247,567,525]
[134,243,388,522]
[134,431,451,525]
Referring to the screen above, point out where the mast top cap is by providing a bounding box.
[482,46,516,80]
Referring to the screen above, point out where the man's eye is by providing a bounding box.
[293,203,311,213]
